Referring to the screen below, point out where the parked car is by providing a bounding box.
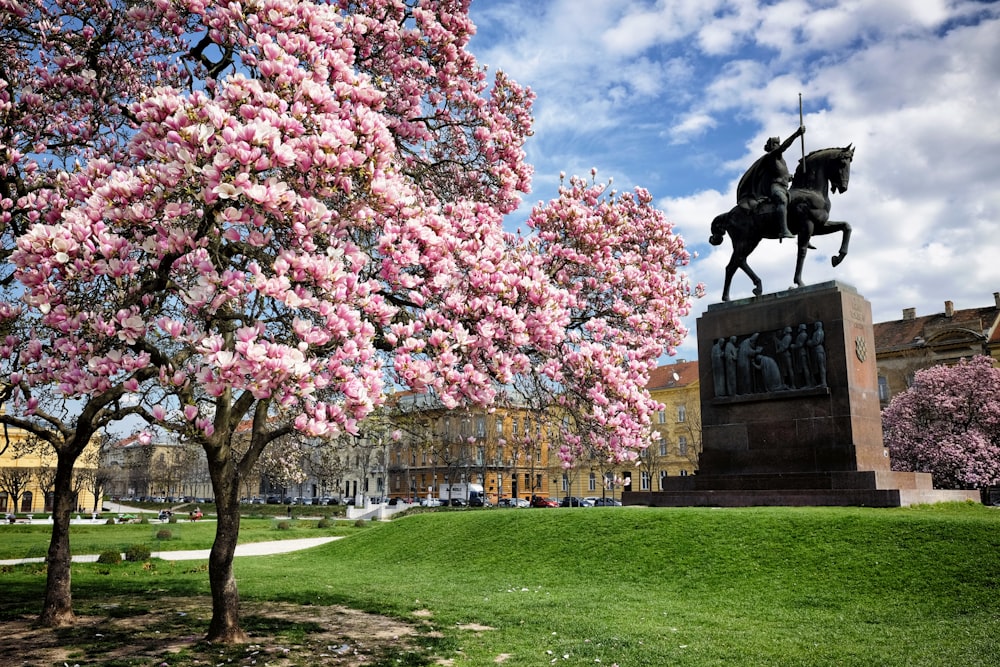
[420,497,442,507]
[530,495,560,508]
[469,496,493,507]
[265,495,281,504]
[591,497,622,506]
[560,496,590,507]
[497,497,529,508]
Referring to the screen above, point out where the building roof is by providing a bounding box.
[874,299,1000,353]
[647,360,700,390]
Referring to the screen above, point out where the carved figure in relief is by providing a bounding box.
[808,321,827,387]
[737,333,763,394]
[724,336,738,397]
[773,326,795,388]
[791,324,813,388]
[711,337,728,397]
[754,353,786,392]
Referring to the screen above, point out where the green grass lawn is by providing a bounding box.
[2,504,998,666]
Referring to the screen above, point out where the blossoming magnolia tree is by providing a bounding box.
[0,0,191,627]
[883,355,1000,490]
[4,0,697,642]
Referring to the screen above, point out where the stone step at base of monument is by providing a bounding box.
[624,488,903,507]
[648,470,935,493]
[622,487,980,508]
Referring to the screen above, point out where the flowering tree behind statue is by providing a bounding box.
[3,0,697,642]
[883,355,1000,489]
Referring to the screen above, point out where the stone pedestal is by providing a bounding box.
[625,282,978,507]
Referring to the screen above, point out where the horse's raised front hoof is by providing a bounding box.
[831,253,846,267]
[752,285,763,297]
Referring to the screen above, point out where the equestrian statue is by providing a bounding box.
[709,122,855,301]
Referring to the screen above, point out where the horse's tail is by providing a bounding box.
[709,211,729,245]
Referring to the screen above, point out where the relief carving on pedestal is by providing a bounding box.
[711,321,827,399]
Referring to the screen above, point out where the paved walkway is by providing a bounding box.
[0,536,342,566]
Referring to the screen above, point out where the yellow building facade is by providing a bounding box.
[386,393,559,503]
[643,361,702,488]
[0,425,100,514]
[385,363,703,505]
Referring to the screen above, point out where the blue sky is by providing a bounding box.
[467,0,1000,363]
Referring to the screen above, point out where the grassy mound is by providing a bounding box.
[238,504,1000,666]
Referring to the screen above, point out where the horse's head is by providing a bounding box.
[792,144,855,194]
[830,144,854,195]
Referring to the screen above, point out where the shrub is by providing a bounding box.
[354,519,367,528]
[125,544,151,562]
[97,549,122,565]
[156,529,173,540]
[105,517,116,525]
[316,518,333,528]
[275,520,292,530]
[168,514,178,524]
[139,517,150,524]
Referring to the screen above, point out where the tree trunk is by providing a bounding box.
[204,454,248,643]
[37,454,78,627]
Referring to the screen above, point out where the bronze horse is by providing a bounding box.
[709,145,855,301]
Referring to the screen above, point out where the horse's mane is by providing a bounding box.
[791,146,853,187]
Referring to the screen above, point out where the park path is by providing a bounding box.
[0,536,342,566]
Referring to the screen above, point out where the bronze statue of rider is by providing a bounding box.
[736,125,806,240]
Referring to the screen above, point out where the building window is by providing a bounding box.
[878,375,890,401]
[496,418,504,436]
[679,436,688,456]
[659,440,667,457]
[524,473,530,489]
[562,474,569,492]
[640,471,650,490]
[659,470,667,489]
[677,405,687,423]
[658,409,666,424]
[680,469,689,477]
[588,472,596,491]
[476,416,487,438]
[535,474,542,490]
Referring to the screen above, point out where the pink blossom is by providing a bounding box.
[884,356,1000,488]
